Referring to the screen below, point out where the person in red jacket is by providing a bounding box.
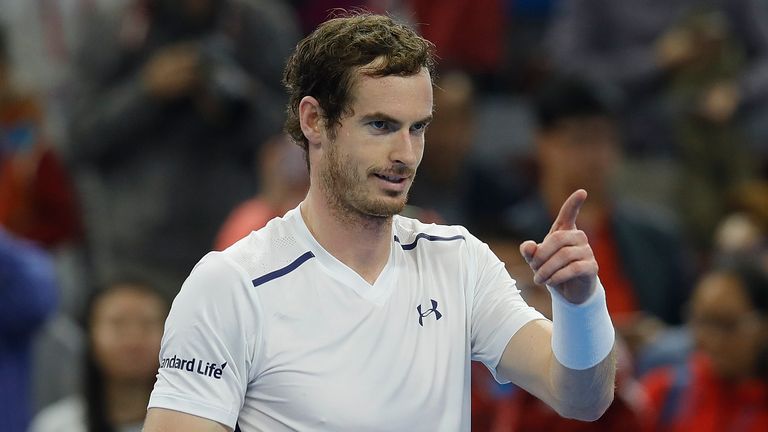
[0,26,80,249]
[642,260,768,432]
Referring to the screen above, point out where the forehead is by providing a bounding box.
[348,68,433,120]
[94,287,163,315]
[692,273,751,313]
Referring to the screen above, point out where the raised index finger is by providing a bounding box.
[549,189,587,234]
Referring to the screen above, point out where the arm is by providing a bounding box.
[498,190,616,420]
[143,253,258,432]
[144,408,229,432]
[499,309,616,421]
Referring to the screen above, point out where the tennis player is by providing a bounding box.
[143,13,616,431]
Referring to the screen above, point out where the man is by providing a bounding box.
[144,13,615,431]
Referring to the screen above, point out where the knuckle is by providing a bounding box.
[549,231,566,243]
[568,245,584,261]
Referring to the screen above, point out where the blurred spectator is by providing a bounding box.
[291,1,369,35]
[635,182,768,377]
[502,76,692,328]
[411,0,505,76]
[0,0,93,145]
[668,8,759,252]
[0,25,81,249]
[68,0,299,297]
[0,228,58,432]
[642,260,768,432]
[408,71,477,224]
[30,279,168,432]
[714,181,768,261]
[546,0,768,155]
[214,134,309,250]
[498,0,561,93]
[470,227,652,432]
[546,0,768,250]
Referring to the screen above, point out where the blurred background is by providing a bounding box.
[1,0,767,431]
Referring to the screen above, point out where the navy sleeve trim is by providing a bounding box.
[252,251,315,287]
[394,233,466,250]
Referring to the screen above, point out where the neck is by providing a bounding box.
[104,378,153,426]
[301,189,393,285]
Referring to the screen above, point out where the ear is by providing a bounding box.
[299,96,324,147]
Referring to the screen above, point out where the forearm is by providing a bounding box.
[548,343,616,421]
[498,320,615,422]
[546,280,616,420]
[497,281,616,421]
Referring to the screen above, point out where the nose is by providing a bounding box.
[390,129,422,168]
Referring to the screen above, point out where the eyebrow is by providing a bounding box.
[360,112,433,127]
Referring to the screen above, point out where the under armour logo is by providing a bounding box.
[417,299,442,326]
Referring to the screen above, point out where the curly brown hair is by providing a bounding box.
[283,13,435,157]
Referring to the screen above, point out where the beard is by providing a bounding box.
[320,140,413,223]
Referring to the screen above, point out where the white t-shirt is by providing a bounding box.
[148,206,545,431]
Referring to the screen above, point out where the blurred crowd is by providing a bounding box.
[1,0,767,431]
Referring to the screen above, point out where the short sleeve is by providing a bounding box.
[148,252,261,429]
[468,234,546,383]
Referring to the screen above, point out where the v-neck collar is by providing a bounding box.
[284,205,400,306]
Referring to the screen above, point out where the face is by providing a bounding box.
[91,285,166,382]
[316,67,433,220]
[537,116,619,195]
[689,272,767,380]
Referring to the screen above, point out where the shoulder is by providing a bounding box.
[217,214,308,284]
[29,396,86,432]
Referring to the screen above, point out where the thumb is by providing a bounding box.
[519,240,537,265]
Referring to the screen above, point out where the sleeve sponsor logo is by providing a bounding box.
[160,355,228,379]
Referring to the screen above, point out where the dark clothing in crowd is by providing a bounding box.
[69,0,299,295]
[503,194,690,324]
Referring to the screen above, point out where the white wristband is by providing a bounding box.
[548,278,615,370]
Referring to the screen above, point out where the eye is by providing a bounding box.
[410,122,429,134]
[369,120,389,131]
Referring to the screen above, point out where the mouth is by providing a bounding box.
[373,173,407,184]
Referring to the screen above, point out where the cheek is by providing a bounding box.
[413,138,426,164]
[92,328,121,363]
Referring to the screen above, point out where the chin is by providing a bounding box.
[359,197,407,218]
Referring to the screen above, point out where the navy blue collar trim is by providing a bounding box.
[393,233,466,250]
[252,251,315,287]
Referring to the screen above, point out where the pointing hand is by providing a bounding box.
[519,189,598,304]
